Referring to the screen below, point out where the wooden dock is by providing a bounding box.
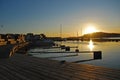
[29,51,101,54]
[30,51,102,59]
[0,54,120,80]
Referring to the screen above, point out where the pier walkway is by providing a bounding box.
[0,54,120,80]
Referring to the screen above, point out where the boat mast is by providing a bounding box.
[60,24,62,39]
[60,24,62,45]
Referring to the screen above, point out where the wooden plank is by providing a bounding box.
[0,54,119,80]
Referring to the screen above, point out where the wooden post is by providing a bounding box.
[75,49,79,52]
[65,46,70,51]
[60,45,65,49]
[93,51,102,59]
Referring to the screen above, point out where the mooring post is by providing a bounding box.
[65,46,70,51]
[93,51,102,59]
[75,49,79,52]
[60,45,65,49]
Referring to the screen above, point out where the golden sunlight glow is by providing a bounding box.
[88,39,94,51]
[84,24,97,34]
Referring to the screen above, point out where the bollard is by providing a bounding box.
[75,49,79,52]
[65,46,70,51]
[60,60,66,64]
[60,45,65,49]
[93,51,102,59]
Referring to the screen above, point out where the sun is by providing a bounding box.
[84,24,97,34]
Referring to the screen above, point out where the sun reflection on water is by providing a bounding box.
[88,39,94,51]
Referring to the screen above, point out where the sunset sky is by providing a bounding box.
[0,0,120,37]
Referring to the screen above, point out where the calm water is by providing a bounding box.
[28,41,120,69]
